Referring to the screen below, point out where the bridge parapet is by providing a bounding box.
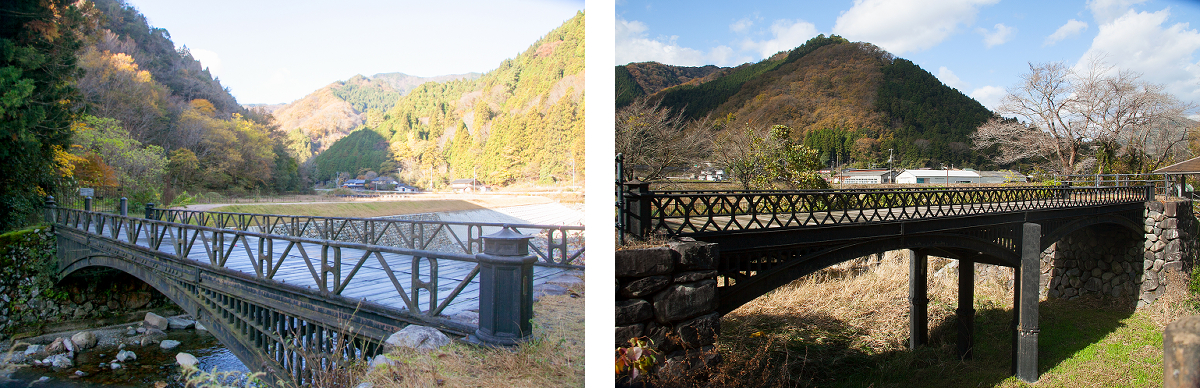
[149,208,584,268]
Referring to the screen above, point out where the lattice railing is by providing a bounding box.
[50,207,484,318]
[620,184,1152,238]
[150,208,584,268]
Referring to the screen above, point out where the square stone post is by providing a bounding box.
[957,258,975,360]
[1015,222,1041,383]
[622,181,652,239]
[909,249,928,349]
[44,196,57,224]
[120,197,128,216]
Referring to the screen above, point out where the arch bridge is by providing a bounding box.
[620,183,1151,383]
[47,200,584,385]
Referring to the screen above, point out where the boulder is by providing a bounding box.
[383,325,451,352]
[175,353,198,368]
[167,317,196,330]
[615,248,673,277]
[652,280,717,323]
[615,299,653,326]
[159,340,181,350]
[70,331,97,350]
[194,323,207,332]
[144,312,169,330]
[47,354,72,369]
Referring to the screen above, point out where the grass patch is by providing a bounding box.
[209,201,485,218]
[362,281,584,387]
[645,253,1194,387]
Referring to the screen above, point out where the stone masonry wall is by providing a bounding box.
[1043,199,1196,306]
[615,240,719,373]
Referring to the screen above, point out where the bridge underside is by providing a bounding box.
[693,204,1145,383]
[55,227,414,385]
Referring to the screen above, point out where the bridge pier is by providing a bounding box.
[1013,222,1040,383]
[957,258,974,360]
[909,250,928,349]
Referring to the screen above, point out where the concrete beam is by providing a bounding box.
[910,249,928,349]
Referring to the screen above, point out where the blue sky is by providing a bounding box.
[124,0,584,104]
[616,0,1200,111]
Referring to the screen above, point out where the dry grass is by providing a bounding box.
[363,282,585,387]
[643,252,1194,387]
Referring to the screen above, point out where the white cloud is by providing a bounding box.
[616,18,711,66]
[976,23,1015,48]
[832,0,999,55]
[1044,19,1088,46]
[1077,9,1200,104]
[970,85,1006,111]
[740,19,819,59]
[730,17,754,33]
[189,48,222,78]
[1087,0,1149,24]
[938,67,969,90]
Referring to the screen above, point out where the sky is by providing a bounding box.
[124,0,584,105]
[615,0,1200,112]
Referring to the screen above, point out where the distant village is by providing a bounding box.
[338,177,490,193]
[687,163,1030,185]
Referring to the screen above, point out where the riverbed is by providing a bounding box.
[0,324,249,387]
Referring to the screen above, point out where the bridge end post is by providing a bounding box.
[471,226,537,347]
[120,197,127,216]
[622,181,652,240]
[909,249,929,349]
[145,202,155,220]
[44,196,56,224]
[1016,222,1041,383]
[957,258,975,360]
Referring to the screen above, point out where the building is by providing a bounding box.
[341,179,367,190]
[450,178,487,193]
[370,176,399,190]
[895,169,982,184]
[395,183,420,193]
[835,169,891,184]
[977,170,1029,184]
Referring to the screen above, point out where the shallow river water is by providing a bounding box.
[0,329,250,388]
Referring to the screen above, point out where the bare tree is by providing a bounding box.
[976,59,1195,174]
[615,98,711,182]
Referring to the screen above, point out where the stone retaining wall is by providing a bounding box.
[615,240,720,373]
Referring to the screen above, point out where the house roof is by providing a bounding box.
[900,169,980,178]
[450,179,483,185]
[1153,156,1200,174]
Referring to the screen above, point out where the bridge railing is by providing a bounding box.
[48,206,501,321]
[619,183,1152,239]
[147,208,584,268]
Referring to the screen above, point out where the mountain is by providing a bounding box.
[312,12,585,187]
[265,72,480,163]
[617,35,995,170]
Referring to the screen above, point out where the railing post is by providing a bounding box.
[471,226,537,346]
[622,180,652,240]
[120,197,127,216]
[145,202,156,220]
[44,196,56,224]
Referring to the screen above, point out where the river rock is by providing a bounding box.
[71,331,97,350]
[144,312,169,330]
[110,363,121,370]
[159,340,181,350]
[24,344,43,356]
[176,353,198,368]
[383,325,451,351]
[369,354,395,369]
[168,317,196,330]
[47,354,73,369]
[116,350,136,362]
[194,322,207,332]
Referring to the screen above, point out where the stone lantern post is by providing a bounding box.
[471,226,537,346]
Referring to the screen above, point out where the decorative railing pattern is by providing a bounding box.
[50,207,486,319]
[144,208,584,268]
[620,184,1152,238]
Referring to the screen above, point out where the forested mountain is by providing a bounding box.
[617,35,995,169]
[312,12,585,187]
[268,72,479,164]
[66,0,305,200]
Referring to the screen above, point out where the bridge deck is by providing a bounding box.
[96,226,570,318]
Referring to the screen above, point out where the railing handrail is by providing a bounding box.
[619,184,1152,239]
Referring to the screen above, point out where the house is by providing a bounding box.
[371,176,399,190]
[977,170,1029,184]
[395,183,420,193]
[450,178,487,193]
[895,169,982,184]
[341,179,367,190]
[835,169,891,184]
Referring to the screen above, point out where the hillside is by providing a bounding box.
[268,72,479,163]
[617,35,994,169]
[314,12,585,187]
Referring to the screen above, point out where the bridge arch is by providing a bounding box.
[1040,214,1143,251]
[718,233,1020,315]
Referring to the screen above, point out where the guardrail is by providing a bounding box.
[143,208,584,268]
[618,183,1152,239]
[48,205,488,319]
